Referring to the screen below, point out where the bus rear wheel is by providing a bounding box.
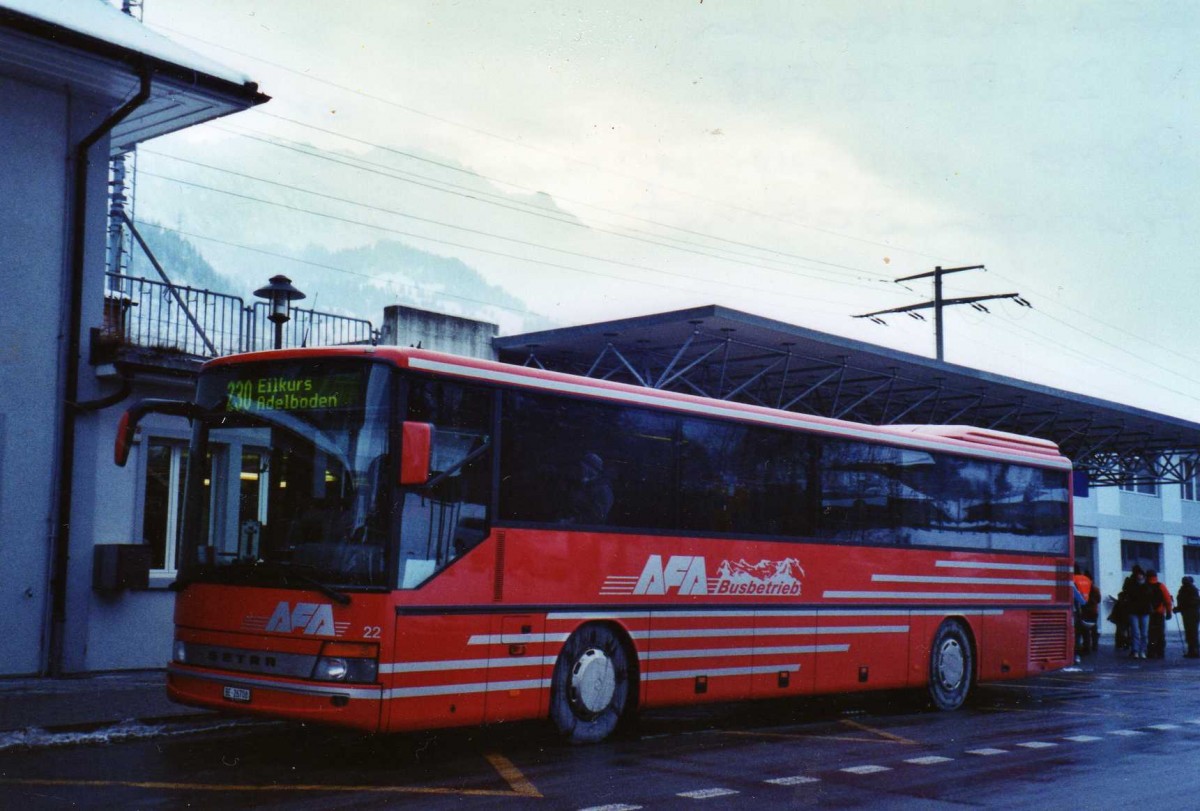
[928,620,973,711]
[550,624,633,744]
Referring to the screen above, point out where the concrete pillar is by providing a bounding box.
[379,305,498,361]
[1096,526,1123,639]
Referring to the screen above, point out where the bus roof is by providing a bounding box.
[204,345,1071,469]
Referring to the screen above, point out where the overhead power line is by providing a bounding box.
[230,114,891,285]
[149,21,943,262]
[132,220,538,317]
[144,147,899,295]
[137,170,876,313]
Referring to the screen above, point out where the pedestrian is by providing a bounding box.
[1073,566,1096,654]
[1147,569,1172,659]
[1177,576,1200,659]
[1121,566,1152,660]
[1085,574,1101,653]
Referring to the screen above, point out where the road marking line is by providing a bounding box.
[841,765,891,774]
[1064,735,1103,742]
[986,683,1146,695]
[579,805,643,811]
[766,775,820,785]
[484,753,542,798]
[966,748,1008,756]
[839,718,918,745]
[904,756,953,765]
[978,706,1129,719]
[1017,741,1057,749]
[1109,729,1144,736]
[678,788,739,799]
[722,730,901,744]
[1148,724,1181,731]
[0,778,518,797]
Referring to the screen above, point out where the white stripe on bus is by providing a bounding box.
[640,645,848,660]
[823,590,1052,601]
[643,664,801,681]
[407,357,1071,470]
[935,560,1063,572]
[629,625,907,639]
[467,633,571,645]
[872,574,1059,587]
[169,666,381,699]
[381,656,557,674]
[545,609,1004,620]
[384,678,552,700]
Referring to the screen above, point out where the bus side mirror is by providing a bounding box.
[400,421,433,485]
[114,399,198,467]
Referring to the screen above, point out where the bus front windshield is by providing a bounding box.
[179,359,393,590]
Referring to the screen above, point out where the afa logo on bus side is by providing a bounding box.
[603,554,806,597]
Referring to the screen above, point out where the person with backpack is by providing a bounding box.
[1077,570,1101,654]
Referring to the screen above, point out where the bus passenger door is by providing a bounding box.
[484,615,546,723]
[751,611,816,698]
[387,614,488,732]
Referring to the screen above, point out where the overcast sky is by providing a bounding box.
[135,1,1198,420]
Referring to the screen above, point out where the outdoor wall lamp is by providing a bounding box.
[253,274,306,350]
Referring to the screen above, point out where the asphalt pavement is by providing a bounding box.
[0,669,204,737]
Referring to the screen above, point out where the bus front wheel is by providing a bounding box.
[928,620,973,711]
[550,624,633,744]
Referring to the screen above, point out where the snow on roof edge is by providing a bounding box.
[2,0,254,88]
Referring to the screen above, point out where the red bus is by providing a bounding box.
[117,346,1074,743]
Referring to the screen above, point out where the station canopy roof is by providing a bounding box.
[496,305,1200,487]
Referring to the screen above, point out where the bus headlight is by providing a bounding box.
[312,642,378,684]
[173,640,188,664]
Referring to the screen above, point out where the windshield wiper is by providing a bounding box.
[268,561,352,605]
[171,560,351,605]
[216,559,352,605]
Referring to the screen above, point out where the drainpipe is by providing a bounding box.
[47,69,152,676]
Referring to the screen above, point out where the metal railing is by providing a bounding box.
[247,302,376,352]
[104,273,376,358]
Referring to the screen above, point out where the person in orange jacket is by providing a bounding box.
[1073,566,1096,654]
[1147,570,1173,659]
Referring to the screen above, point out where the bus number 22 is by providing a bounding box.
[362,626,381,639]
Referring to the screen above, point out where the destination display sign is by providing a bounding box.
[225,371,362,413]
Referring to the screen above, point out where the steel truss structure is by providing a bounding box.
[496,306,1200,488]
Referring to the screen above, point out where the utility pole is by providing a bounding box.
[853,264,1030,362]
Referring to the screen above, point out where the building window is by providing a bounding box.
[1119,463,1158,496]
[1120,480,1158,496]
[1120,539,1162,573]
[1184,542,1200,576]
[1075,536,1097,579]
[1183,471,1200,502]
[142,436,258,571]
[143,440,188,571]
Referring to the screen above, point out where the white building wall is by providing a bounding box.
[1078,479,1200,643]
[80,380,193,671]
[0,73,73,676]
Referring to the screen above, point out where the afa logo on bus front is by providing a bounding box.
[603,554,805,597]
